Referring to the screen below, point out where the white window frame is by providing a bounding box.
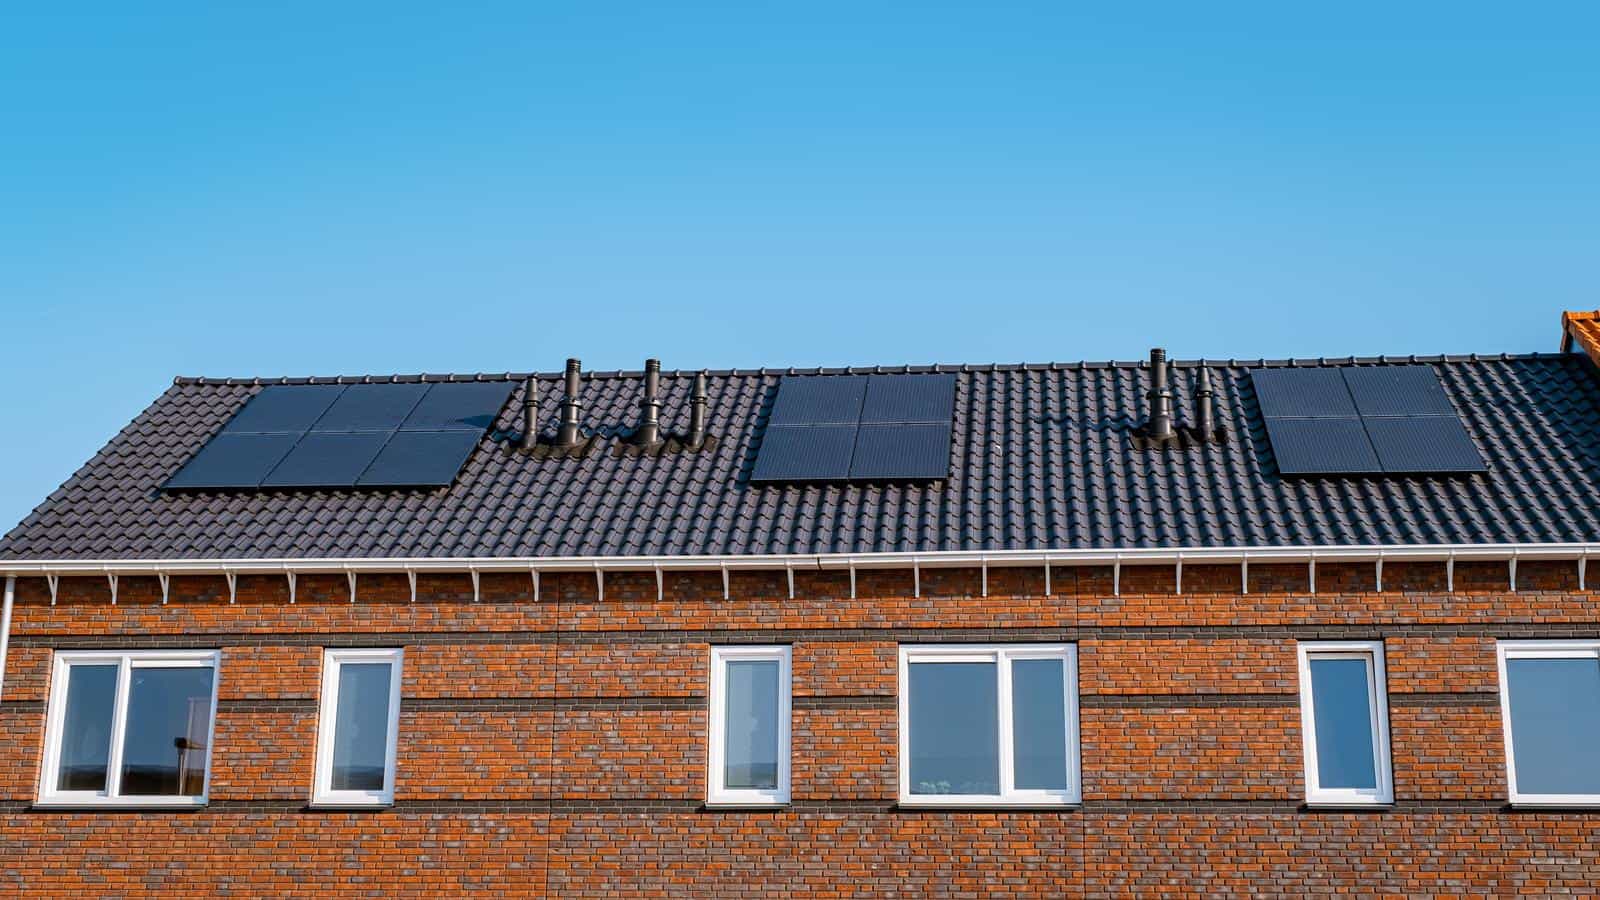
[1497,639,1600,807]
[707,645,792,806]
[312,647,404,807]
[897,644,1080,808]
[38,649,221,808]
[1296,640,1394,806]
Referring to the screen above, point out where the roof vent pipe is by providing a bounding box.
[1147,347,1174,441]
[518,376,539,447]
[687,371,708,448]
[556,358,584,447]
[636,359,662,446]
[1195,365,1215,436]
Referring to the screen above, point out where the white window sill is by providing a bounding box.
[704,799,790,810]
[309,799,394,810]
[1303,800,1394,810]
[1508,797,1600,809]
[34,797,208,810]
[898,798,1081,810]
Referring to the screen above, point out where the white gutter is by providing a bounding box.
[0,576,13,704]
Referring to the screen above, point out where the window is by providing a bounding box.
[1497,640,1600,806]
[1296,641,1393,805]
[898,644,1079,806]
[313,648,404,806]
[707,646,791,805]
[39,650,220,807]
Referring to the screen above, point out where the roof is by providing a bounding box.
[4,353,1600,561]
[1564,310,1600,370]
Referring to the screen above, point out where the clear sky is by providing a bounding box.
[2,3,1596,532]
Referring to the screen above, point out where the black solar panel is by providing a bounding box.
[358,430,485,487]
[222,384,344,434]
[849,423,951,479]
[750,424,857,481]
[1364,416,1486,473]
[768,376,868,425]
[752,374,956,483]
[403,382,517,430]
[312,383,429,431]
[860,374,956,424]
[1265,418,1382,475]
[1251,365,1483,477]
[1343,366,1457,417]
[1249,368,1356,418]
[163,433,300,489]
[259,432,391,488]
[165,381,514,491]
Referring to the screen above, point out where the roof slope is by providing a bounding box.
[4,354,1600,560]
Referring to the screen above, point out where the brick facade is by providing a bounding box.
[1,561,1598,896]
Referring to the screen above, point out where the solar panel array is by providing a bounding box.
[1250,366,1485,476]
[165,381,514,490]
[751,374,956,482]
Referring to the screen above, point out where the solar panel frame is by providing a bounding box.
[163,433,301,490]
[401,382,518,431]
[222,384,346,434]
[860,374,957,424]
[1249,368,1357,418]
[767,376,869,426]
[1362,416,1486,474]
[750,424,858,482]
[357,430,486,487]
[1264,417,1383,476]
[848,423,952,480]
[1342,366,1458,418]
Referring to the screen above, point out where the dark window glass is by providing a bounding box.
[1309,657,1378,790]
[1506,657,1600,795]
[331,663,393,791]
[1012,659,1069,790]
[118,666,215,796]
[55,664,117,792]
[909,662,998,795]
[723,660,780,789]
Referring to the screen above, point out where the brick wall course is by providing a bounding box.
[1,567,1597,894]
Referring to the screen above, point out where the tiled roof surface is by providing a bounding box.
[3,354,1600,560]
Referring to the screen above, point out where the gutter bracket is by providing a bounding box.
[47,573,60,607]
[721,562,730,601]
[1042,556,1051,597]
[1240,558,1247,595]
[158,572,170,606]
[530,568,540,604]
[1580,556,1587,592]
[913,557,921,599]
[470,569,481,604]
[655,564,664,604]
[1447,554,1455,593]
[1111,555,1120,597]
[107,573,118,606]
[1509,553,1518,593]
[224,570,236,605]
[981,557,989,598]
[1308,556,1316,595]
[1174,555,1183,596]
[595,564,604,603]
[849,560,857,601]
[285,571,296,605]
[785,561,794,601]
[347,569,357,604]
[407,569,417,604]
[1376,555,1384,594]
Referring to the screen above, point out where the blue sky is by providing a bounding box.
[2,3,1596,531]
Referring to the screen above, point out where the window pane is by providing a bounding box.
[119,666,215,796]
[722,659,780,789]
[1012,658,1069,790]
[909,662,998,795]
[1309,657,1377,790]
[1506,657,1600,795]
[55,664,118,792]
[331,662,393,791]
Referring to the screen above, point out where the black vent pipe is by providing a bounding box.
[556,358,583,447]
[1195,365,1215,436]
[687,371,708,448]
[519,376,539,447]
[636,359,662,445]
[1147,347,1174,441]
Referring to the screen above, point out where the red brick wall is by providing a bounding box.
[0,561,1597,896]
